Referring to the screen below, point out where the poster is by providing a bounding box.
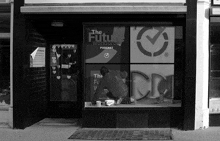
[84,26,129,63]
[130,26,175,63]
[130,65,174,104]
[30,47,45,68]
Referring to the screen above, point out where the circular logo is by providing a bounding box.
[136,27,169,57]
[104,53,109,58]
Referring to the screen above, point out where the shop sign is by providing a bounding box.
[212,0,220,6]
[25,0,186,4]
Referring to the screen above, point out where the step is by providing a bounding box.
[0,122,9,128]
[0,106,9,128]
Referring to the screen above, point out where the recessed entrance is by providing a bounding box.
[48,44,82,118]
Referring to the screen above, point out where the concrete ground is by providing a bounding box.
[172,127,220,141]
[0,118,220,141]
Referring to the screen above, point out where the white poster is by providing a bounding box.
[130,26,175,63]
[25,0,186,4]
[30,47,45,67]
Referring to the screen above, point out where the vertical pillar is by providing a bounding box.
[195,0,210,129]
[183,0,197,130]
[13,0,26,129]
[9,0,14,128]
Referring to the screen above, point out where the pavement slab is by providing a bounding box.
[0,118,220,141]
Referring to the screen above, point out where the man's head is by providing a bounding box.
[100,66,109,76]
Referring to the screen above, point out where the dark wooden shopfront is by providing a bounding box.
[13,0,197,130]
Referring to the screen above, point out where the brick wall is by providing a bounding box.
[24,22,48,120]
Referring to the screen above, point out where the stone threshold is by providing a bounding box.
[0,105,9,111]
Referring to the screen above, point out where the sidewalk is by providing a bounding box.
[0,118,220,141]
[172,127,220,141]
[0,119,80,141]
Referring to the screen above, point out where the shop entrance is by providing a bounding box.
[48,43,82,118]
[27,16,84,118]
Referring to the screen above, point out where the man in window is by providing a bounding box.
[92,66,129,104]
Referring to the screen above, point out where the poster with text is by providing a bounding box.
[84,25,129,63]
[130,65,174,104]
[130,26,175,63]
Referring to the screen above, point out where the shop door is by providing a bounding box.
[48,44,82,118]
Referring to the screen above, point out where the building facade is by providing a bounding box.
[0,0,215,130]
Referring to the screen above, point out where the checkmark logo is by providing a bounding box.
[136,27,169,57]
[146,27,165,45]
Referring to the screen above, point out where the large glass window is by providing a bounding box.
[209,17,220,114]
[0,40,10,106]
[0,6,10,106]
[84,23,183,108]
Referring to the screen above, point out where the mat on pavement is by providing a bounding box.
[68,128,173,140]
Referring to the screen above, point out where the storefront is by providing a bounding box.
[8,0,209,130]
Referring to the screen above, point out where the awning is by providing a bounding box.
[20,3,187,14]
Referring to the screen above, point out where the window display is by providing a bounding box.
[84,23,182,108]
[85,64,129,103]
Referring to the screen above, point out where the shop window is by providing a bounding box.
[209,17,220,114]
[0,6,11,106]
[0,39,10,106]
[84,23,183,108]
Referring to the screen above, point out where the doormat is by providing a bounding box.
[68,128,173,140]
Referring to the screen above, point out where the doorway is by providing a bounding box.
[27,16,84,118]
[48,43,83,118]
